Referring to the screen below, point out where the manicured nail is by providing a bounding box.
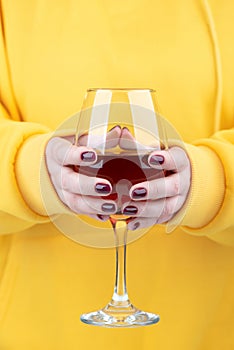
[110,125,121,131]
[101,203,116,212]
[133,222,140,230]
[123,206,138,215]
[95,183,111,194]
[132,187,147,199]
[81,151,96,162]
[149,155,164,165]
[97,214,105,221]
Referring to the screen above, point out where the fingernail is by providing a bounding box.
[132,187,147,199]
[133,222,140,230]
[101,203,116,212]
[81,151,96,162]
[97,214,105,221]
[149,155,164,165]
[95,183,111,194]
[109,125,121,131]
[123,206,138,215]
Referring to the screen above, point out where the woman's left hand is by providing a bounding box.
[124,147,191,230]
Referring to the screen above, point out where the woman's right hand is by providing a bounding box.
[45,126,121,219]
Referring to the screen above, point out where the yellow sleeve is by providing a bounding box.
[0,103,53,233]
[178,129,234,246]
[0,103,73,235]
[0,12,60,234]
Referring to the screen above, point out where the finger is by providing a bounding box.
[128,211,176,230]
[48,137,97,166]
[130,172,188,200]
[119,127,137,149]
[61,191,117,215]
[63,135,75,143]
[148,147,190,171]
[122,195,183,218]
[119,127,149,150]
[57,166,112,196]
[88,214,110,222]
[78,125,121,149]
[128,217,158,231]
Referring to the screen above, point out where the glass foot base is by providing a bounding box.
[80,301,160,328]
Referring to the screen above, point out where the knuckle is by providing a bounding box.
[61,171,70,190]
[86,198,98,213]
[162,203,170,218]
[150,181,159,198]
[174,181,180,195]
[77,175,87,194]
[65,145,76,163]
[173,175,181,195]
[162,199,173,218]
[69,194,80,213]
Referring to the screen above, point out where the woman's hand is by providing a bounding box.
[45,126,121,219]
[119,129,191,230]
[45,125,191,227]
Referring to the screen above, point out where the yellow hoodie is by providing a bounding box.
[0,0,234,349]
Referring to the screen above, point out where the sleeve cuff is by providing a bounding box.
[15,133,72,217]
[169,144,225,233]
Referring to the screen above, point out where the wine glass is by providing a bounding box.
[74,88,167,327]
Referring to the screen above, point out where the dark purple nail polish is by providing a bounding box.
[149,155,165,165]
[109,125,121,132]
[81,151,96,162]
[133,222,140,230]
[97,214,105,221]
[95,183,111,194]
[123,206,138,215]
[101,203,116,212]
[132,187,147,199]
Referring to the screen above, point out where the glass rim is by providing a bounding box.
[87,87,156,93]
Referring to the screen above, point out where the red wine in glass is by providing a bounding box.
[77,152,165,211]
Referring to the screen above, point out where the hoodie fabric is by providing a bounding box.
[0,0,234,349]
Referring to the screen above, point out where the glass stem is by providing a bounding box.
[111,219,129,303]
